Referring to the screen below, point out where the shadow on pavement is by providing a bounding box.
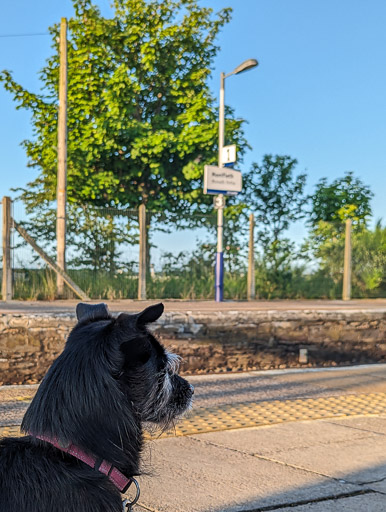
[206,461,386,512]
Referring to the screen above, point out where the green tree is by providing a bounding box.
[1,0,248,211]
[66,207,137,273]
[352,220,386,295]
[303,172,377,297]
[310,171,373,228]
[242,154,308,297]
[303,220,386,297]
[16,204,137,274]
[1,0,248,258]
[244,155,308,241]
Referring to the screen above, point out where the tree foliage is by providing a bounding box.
[243,154,308,241]
[66,207,137,272]
[241,155,308,296]
[303,220,386,297]
[353,221,386,294]
[305,171,374,265]
[310,171,373,228]
[302,171,382,298]
[1,0,248,215]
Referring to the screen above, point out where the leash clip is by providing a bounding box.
[122,478,140,511]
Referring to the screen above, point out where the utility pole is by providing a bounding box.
[342,218,352,301]
[138,204,147,300]
[56,17,67,297]
[2,196,12,301]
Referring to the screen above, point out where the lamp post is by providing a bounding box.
[215,58,258,302]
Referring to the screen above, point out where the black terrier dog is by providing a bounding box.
[0,302,193,511]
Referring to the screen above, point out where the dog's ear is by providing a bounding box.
[136,303,164,326]
[76,303,110,322]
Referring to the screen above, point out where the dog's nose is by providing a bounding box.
[190,384,194,395]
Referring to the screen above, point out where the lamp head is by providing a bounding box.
[232,58,258,75]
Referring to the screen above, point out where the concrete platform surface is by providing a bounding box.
[1,298,386,314]
[135,415,386,511]
[134,366,386,511]
[271,493,386,512]
[1,366,386,510]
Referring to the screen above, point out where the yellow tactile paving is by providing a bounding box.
[1,393,386,439]
[160,392,386,437]
[0,425,21,438]
[0,395,35,403]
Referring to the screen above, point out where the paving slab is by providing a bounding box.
[0,401,28,426]
[188,366,386,408]
[276,492,386,512]
[326,415,386,435]
[136,435,361,512]
[191,418,386,484]
[369,480,386,495]
[191,420,381,458]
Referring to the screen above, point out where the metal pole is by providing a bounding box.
[138,204,147,300]
[215,72,225,302]
[56,17,67,297]
[247,213,255,300]
[2,196,12,301]
[342,218,352,301]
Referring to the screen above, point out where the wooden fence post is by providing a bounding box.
[2,196,12,301]
[247,213,255,300]
[342,218,352,301]
[138,204,147,300]
[56,17,68,297]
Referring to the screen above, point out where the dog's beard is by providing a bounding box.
[141,352,193,430]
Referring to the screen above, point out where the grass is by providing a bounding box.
[12,268,57,300]
[2,267,385,301]
[7,268,246,300]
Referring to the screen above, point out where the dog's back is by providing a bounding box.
[0,303,193,511]
[0,436,122,511]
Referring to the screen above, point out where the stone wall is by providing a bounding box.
[0,313,74,384]
[0,309,385,384]
[155,309,386,344]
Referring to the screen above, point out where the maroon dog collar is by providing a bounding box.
[31,433,133,493]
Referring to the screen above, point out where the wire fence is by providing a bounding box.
[1,198,385,300]
[5,200,223,300]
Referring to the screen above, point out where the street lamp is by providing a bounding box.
[215,58,258,302]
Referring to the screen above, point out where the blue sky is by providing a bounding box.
[1,0,386,252]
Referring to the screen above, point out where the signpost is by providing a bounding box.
[211,59,257,302]
[203,162,242,302]
[204,165,242,196]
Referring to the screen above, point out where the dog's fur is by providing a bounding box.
[0,302,193,512]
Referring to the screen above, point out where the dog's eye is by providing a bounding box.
[166,366,178,378]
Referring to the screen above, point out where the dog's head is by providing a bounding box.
[75,302,194,426]
[22,302,193,466]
